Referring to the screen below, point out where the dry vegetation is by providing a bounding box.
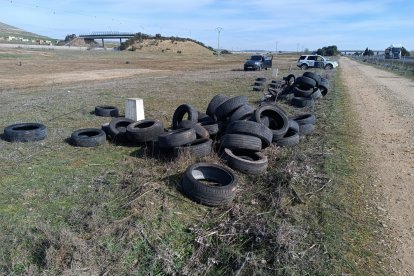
[0,48,385,275]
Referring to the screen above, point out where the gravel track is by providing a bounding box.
[341,57,414,275]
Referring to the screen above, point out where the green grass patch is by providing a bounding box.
[0,60,386,274]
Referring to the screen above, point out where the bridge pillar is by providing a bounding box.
[102,38,105,48]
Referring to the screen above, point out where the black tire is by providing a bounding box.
[299,123,315,135]
[108,117,135,142]
[198,112,214,123]
[290,113,316,125]
[300,64,308,70]
[253,86,263,91]
[215,96,248,121]
[229,104,254,122]
[291,97,314,108]
[172,104,198,130]
[295,76,317,89]
[101,123,110,135]
[95,105,119,117]
[325,64,333,70]
[178,121,210,139]
[274,128,300,147]
[158,128,196,148]
[319,78,330,96]
[71,128,106,147]
[302,72,321,87]
[283,74,296,86]
[220,133,262,151]
[175,138,212,158]
[126,119,164,143]
[181,163,238,206]
[254,81,264,86]
[206,94,229,118]
[289,119,300,133]
[223,148,268,175]
[293,86,314,97]
[226,120,273,149]
[310,89,323,100]
[3,123,47,142]
[200,121,219,136]
[253,104,289,141]
[256,77,266,82]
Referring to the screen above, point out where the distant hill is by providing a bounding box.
[0,22,55,42]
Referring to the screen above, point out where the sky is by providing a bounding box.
[1,0,413,51]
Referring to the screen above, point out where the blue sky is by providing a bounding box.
[1,0,413,51]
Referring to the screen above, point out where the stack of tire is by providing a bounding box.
[291,72,330,108]
[252,77,266,91]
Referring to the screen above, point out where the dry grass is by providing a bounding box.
[0,50,385,275]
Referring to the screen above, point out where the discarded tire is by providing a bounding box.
[197,112,214,123]
[215,96,248,120]
[108,117,135,142]
[291,97,314,108]
[178,121,210,139]
[310,89,323,100]
[274,128,300,147]
[302,72,321,87]
[158,128,196,148]
[290,113,316,125]
[229,104,253,122]
[226,120,273,149]
[126,119,164,143]
[206,94,229,118]
[175,138,212,158]
[95,105,119,117]
[293,86,314,98]
[299,123,315,135]
[223,148,268,175]
[172,104,198,129]
[253,86,263,91]
[181,163,238,206]
[200,121,219,136]
[295,76,317,89]
[284,74,296,86]
[71,128,106,147]
[319,78,330,96]
[289,119,300,133]
[253,105,289,141]
[220,133,262,151]
[3,123,48,142]
[256,77,266,82]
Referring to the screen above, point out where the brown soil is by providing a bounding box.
[341,57,414,275]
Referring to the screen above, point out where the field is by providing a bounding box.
[0,48,385,275]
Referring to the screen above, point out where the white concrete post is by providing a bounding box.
[125,98,145,121]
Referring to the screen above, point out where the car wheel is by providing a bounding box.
[325,64,333,70]
[300,64,308,70]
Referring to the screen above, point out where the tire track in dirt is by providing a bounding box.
[340,57,414,275]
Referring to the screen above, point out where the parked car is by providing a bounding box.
[297,55,338,70]
[244,54,273,71]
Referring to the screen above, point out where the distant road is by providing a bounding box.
[0,43,88,51]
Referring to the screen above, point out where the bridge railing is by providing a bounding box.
[79,32,135,37]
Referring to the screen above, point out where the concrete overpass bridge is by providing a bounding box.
[79,32,135,47]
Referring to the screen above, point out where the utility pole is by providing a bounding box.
[275,40,278,54]
[215,27,222,56]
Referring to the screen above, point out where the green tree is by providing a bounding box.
[401,47,410,57]
[316,45,338,56]
[363,47,374,56]
[64,34,77,42]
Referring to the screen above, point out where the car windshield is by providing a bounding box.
[250,55,263,61]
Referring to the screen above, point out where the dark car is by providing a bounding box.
[244,54,273,71]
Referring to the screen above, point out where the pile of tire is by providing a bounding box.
[252,77,266,91]
[290,72,330,108]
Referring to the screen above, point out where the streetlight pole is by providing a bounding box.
[215,27,222,56]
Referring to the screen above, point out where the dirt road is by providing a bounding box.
[341,57,414,275]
